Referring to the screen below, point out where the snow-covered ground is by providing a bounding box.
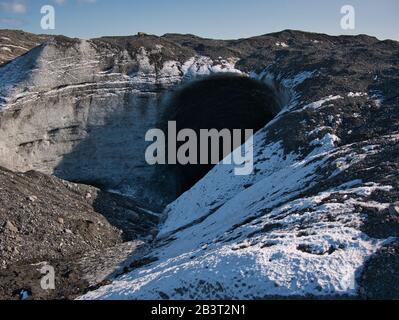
[81,71,394,299]
[1,34,397,300]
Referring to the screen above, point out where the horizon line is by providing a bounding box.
[1,27,399,42]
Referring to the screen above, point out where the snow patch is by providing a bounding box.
[276,42,289,48]
[181,56,242,79]
[301,95,343,111]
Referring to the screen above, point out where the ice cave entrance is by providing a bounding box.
[164,73,280,195]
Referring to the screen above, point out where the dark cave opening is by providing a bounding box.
[164,73,280,195]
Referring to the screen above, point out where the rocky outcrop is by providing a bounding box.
[0,240,149,300]
[0,165,158,299]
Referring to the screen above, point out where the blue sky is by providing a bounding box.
[0,0,398,40]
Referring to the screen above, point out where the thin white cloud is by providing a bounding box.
[78,0,97,3]
[53,0,66,5]
[0,17,26,25]
[52,0,98,5]
[0,1,27,14]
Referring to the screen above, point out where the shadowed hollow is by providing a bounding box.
[164,74,279,194]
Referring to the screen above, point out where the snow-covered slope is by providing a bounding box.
[82,65,399,299]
